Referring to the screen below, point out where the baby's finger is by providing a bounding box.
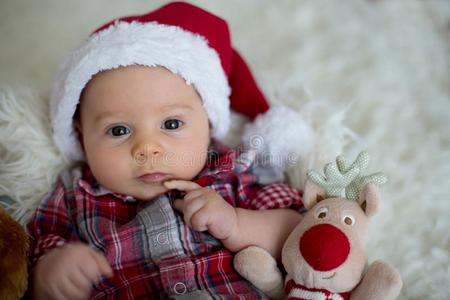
[51,285,68,300]
[90,249,113,278]
[77,256,103,284]
[69,267,92,291]
[183,189,207,201]
[181,197,209,230]
[59,277,88,300]
[164,180,201,192]
[172,199,185,212]
[188,208,210,232]
[182,197,207,219]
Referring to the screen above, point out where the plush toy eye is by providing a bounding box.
[343,215,355,226]
[316,207,328,219]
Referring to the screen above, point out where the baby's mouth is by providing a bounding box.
[138,172,170,183]
[322,272,336,280]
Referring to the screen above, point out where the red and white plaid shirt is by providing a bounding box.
[28,140,304,299]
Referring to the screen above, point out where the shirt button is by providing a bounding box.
[156,232,169,245]
[173,282,187,295]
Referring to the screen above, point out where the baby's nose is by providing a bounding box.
[132,141,162,165]
[299,224,350,271]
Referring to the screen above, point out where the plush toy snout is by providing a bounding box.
[300,223,350,272]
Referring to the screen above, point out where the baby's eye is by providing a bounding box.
[162,119,184,130]
[108,125,130,136]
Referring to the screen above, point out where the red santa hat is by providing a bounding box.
[50,1,314,168]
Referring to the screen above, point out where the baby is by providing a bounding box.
[28,2,313,299]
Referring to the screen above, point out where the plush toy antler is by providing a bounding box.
[338,151,387,201]
[306,157,360,198]
[234,151,402,300]
[307,151,387,201]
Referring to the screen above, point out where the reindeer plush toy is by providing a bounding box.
[234,151,402,300]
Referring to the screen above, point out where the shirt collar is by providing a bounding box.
[76,165,137,202]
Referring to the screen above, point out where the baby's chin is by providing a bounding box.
[130,182,170,201]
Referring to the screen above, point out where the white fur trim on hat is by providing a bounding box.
[50,21,231,161]
[242,106,315,168]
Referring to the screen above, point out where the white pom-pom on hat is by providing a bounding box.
[242,106,315,169]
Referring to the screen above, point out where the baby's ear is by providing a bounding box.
[74,119,81,132]
[74,120,85,151]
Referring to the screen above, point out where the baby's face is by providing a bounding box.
[77,65,210,200]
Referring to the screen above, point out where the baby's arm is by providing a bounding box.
[164,180,301,260]
[224,207,300,260]
[33,243,112,300]
[28,178,112,299]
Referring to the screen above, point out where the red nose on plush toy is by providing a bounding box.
[299,224,350,271]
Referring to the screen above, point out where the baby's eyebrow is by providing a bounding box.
[160,103,194,112]
[93,104,194,124]
[94,111,121,124]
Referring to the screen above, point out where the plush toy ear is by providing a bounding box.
[358,183,380,218]
[303,179,327,210]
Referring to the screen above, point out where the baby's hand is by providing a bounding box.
[33,242,113,300]
[164,180,238,240]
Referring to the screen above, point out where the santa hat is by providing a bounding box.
[51,1,314,168]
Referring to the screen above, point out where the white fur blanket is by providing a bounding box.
[0,1,449,299]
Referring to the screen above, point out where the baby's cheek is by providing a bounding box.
[88,155,125,187]
[175,149,207,177]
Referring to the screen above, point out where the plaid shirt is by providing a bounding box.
[28,140,303,299]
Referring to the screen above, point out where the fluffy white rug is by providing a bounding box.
[0,1,449,299]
